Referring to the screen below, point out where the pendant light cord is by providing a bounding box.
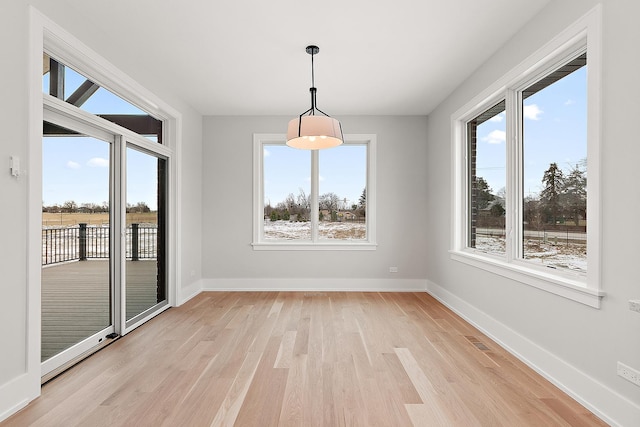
[309,49,317,115]
[311,50,315,88]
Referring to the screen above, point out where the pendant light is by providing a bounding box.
[286,45,343,150]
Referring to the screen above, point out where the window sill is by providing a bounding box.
[449,250,604,308]
[252,242,377,251]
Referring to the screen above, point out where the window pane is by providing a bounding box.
[126,147,166,321]
[317,145,367,240]
[43,53,162,142]
[522,54,587,273]
[263,145,311,240]
[468,101,506,255]
[42,124,112,362]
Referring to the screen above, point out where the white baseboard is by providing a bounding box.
[0,373,38,423]
[201,278,428,292]
[179,279,203,305]
[426,280,639,427]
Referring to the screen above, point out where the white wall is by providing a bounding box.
[425,0,640,425]
[0,1,203,420]
[0,0,31,404]
[201,116,429,290]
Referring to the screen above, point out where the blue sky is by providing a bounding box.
[44,59,585,209]
[42,138,159,210]
[43,64,147,116]
[43,63,160,209]
[43,136,110,207]
[264,144,366,209]
[476,65,587,198]
[45,61,366,211]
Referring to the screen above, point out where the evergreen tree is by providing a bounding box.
[562,164,587,225]
[357,188,366,218]
[490,203,505,218]
[358,188,366,208]
[540,162,564,224]
[474,177,494,209]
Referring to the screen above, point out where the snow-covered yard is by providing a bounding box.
[264,220,366,240]
[476,235,587,273]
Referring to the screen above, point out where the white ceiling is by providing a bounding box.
[37,0,551,116]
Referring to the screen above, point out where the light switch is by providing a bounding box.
[10,156,20,177]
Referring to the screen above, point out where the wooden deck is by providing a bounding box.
[42,260,159,361]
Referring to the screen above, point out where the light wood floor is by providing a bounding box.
[4,292,606,426]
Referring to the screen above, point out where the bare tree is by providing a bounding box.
[296,188,309,210]
[62,200,77,213]
[284,193,296,211]
[319,192,340,211]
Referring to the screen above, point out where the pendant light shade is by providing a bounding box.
[286,45,343,150]
[286,115,343,149]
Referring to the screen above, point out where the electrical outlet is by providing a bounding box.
[617,362,640,387]
[629,300,640,313]
[389,267,398,273]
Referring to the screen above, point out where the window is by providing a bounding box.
[262,144,311,240]
[468,100,506,256]
[521,54,587,272]
[451,7,602,307]
[43,53,163,142]
[253,134,376,250]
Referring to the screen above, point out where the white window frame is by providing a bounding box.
[252,133,377,250]
[450,5,603,308]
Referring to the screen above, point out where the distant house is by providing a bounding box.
[319,209,357,221]
[339,211,357,221]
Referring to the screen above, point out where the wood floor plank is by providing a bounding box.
[207,350,262,426]
[233,335,289,426]
[278,353,307,426]
[2,292,608,427]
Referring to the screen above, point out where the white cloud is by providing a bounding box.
[319,175,325,181]
[488,112,505,122]
[263,148,270,157]
[482,130,506,145]
[564,99,575,106]
[523,104,543,120]
[66,161,80,169]
[87,157,109,167]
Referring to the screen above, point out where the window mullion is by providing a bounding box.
[112,135,125,335]
[310,150,319,242]
[505,89,521,262]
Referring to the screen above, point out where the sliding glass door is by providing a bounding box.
[41,112,169,377]
[40,51,172,379]
[41,120,116,375]
[125,147,167,323]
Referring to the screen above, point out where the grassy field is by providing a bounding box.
[43,212,157,227]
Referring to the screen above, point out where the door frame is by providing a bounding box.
[41,96,172,377]
[29,8,181,388]
[41,109,117,377]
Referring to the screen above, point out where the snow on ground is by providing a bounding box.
[476,236,587,274]
[264,220,366,240]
